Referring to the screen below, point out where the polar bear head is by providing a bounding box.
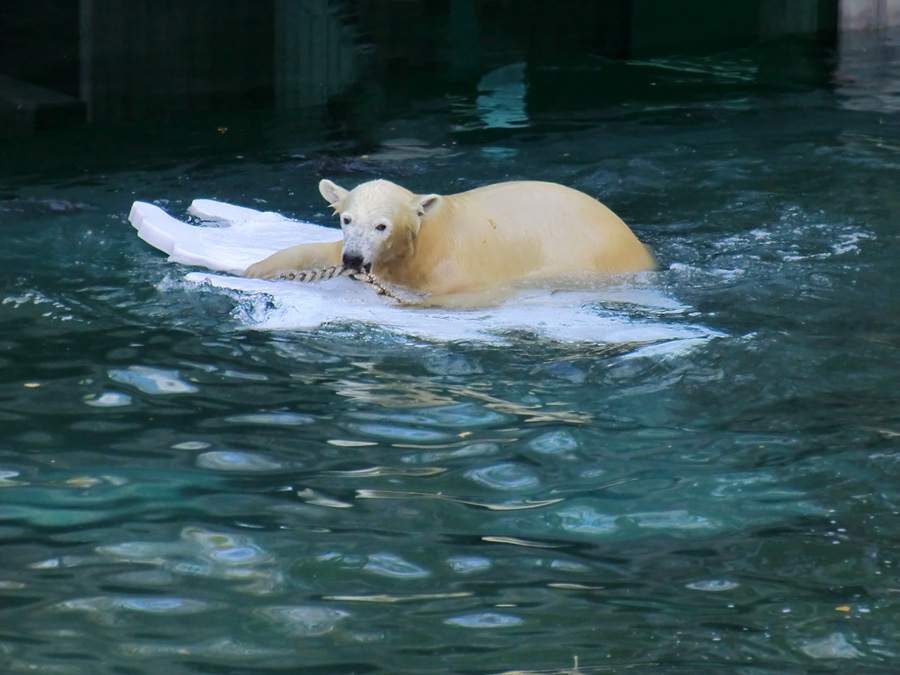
[319,179,442,272]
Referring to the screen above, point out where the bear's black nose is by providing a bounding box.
[342,253,364,270]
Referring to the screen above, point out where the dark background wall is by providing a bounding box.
[0,0,850,136]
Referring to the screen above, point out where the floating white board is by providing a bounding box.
[129,199,718,347]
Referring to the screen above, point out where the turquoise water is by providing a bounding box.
[2,39,900,674]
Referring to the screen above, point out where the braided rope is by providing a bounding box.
[278,264,405,303]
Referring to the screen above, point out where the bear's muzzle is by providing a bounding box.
[342,253,370,273]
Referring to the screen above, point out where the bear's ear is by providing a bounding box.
[413,193,442,218]
[319,179,350,211]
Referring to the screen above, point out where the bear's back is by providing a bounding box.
[434,181,653,275]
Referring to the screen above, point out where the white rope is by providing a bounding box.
[278,264,406,303]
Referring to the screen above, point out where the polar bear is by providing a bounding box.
[242,179,656,295]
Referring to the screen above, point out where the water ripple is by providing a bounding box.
[346,423,454,444]
[99,528,281,594]
[118,636,294,660]
[551,503,722,539]
[528,430,580,455]
[98,541,186,561]
[108,366,198,394]
[57,595,211,615]
[184,529,272,566]
[445,611,524,628]
[257,605,350,636]
[206,544,270,565]
[685,579,740,592]
[402,442,503,464]
[83,391,132,407]
[800,632,865,659]
[0,470,26,487]
[464,462,541,491]
[222,412,314,426]
[196,450,285,472]
[363,553,431,579]
[447,555,492,574]
[351,404,508,428]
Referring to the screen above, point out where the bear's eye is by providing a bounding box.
[341,214,352,226]
[374,222,387,232]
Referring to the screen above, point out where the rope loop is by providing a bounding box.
[277,265,406,303]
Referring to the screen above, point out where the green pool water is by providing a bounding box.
[1,37,899,675]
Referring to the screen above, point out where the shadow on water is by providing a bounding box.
[2,7,900,673]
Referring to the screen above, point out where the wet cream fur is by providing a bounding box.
[243,178,656,295]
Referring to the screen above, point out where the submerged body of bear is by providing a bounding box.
[243,179,656,295]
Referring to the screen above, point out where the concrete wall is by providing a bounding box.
[840,0,900,29]
[78,0,273,122]
[760,0,838,39]
[274,0,356,110]
[629,1,760,57]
